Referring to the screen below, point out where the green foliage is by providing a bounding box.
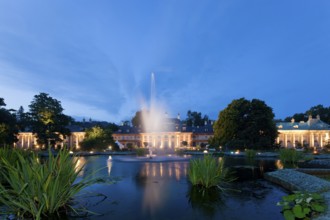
[285,104,330,124]
[185,110,209,127]
[245,149,257,158]
[28,93,72,148]
[16,106,29,132]
[131,110,144,128]
[80,126,115,151]
[0,148,100,219]
[277,191,326,220]
[135,148,148,156]
[0,147,33,184]
[279,148,304,164]
[188,155,235,189]
[0,98,18,146]
[213,98,278,150]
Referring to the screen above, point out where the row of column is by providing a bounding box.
[141,133,192,148]
[16,132,85,149]
[278,132,330,148]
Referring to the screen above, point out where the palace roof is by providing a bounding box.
[277,116,330,131]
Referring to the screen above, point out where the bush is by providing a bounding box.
[188,155,235,190]
[279,148,304,164]
[0,148,100,219]
[277,191,326,220]
[135,148,148,156]
[245,149,257,158]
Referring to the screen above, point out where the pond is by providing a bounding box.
[72,155,287,220]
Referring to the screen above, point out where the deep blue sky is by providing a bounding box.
[1,1,329,123]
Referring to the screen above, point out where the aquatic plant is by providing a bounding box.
[0,148,101,220]
[0,147,33,184]
[245,149,257,158]
[279,148,304,164]
[187,186,224,217]
[277,191,326,220]
[188,155,235,190]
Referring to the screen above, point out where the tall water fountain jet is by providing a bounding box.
[142,73,170,156]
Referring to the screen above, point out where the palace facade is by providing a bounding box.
[15,115,330,150]
[276,115,330,148]
[112,118,214,149]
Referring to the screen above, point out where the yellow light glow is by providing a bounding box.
[275,160,284,169]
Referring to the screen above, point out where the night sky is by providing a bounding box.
[1,1,329,123]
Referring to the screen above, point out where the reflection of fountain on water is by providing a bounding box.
[113,154,191,162]
[107,156,112,176]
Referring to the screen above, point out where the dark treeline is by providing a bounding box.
[284,105,330,124]
[0,93,118,150]
[1,93,330,151]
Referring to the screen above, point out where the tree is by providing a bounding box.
[284,113,306,122]
[306,105,330,123]
[284,105,330,124]
[186,110,209,126]
[131,110,144,127]
[80,126,115,151]
[28,93,71,148]
[213,98,278,150]
[0,98,18,146]
[16,106,29,131]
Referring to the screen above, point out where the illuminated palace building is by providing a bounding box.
[113,117,214,149]
[15,115,330,150]
[15,127,86,150]
[15,117,214,150]
[276,115,330,148]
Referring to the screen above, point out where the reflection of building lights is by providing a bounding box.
[89,151,94,154]
[203,150,208,153]
[152,164,156,177]
[184,163,188,176]
[275,160,284,169]
[175,163,181,180]
[107,158,112,176]
[235,150,240,154]
[168,166,172,177]
[74,157,87,176]
[160,163,163,177]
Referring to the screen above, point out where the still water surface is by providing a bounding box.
[73,155,286,220]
